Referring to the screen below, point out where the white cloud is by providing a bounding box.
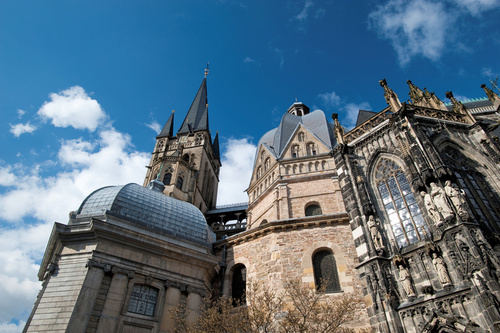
[369,0,452,66]
[0,321,26,333]
[295,0,314,22]
[37,86,106,132]
[146,120,162,134]
[453,0,500,15]
[0,125,150,326]
[481,67,498,78]
[244,56,256,64]
[9,122,37,137]
[317,90,370,129]
[17,109,25,118]
[343,102,372,129]
[217,138,255,205]
[318,91,341,108]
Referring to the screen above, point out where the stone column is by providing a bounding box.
[66,260,107,333]
[278,183,289,219]
[185,291,202,325]
[96,268,132,333]
[159,285,181,332]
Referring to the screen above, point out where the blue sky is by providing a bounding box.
[1,0,499,331]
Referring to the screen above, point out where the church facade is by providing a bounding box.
[23,75,500,333]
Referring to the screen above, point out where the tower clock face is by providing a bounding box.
[179,136,188,144]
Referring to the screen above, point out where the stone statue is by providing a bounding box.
[430,182,454,221]
[421,191,444,226]
[444,180,469,219]
[367,215,384,250]
[432,253,452,285]
[398,265,416,297]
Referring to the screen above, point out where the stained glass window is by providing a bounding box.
[127,285,158,317]
[313,250,340,293]
[375,158,427,248]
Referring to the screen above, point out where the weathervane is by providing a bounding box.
[204,62,210,77]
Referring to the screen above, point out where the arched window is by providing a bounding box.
[182,154,190,163]
[375,157,427,248]
[257,166,262,179]
[265,158,270,171]
[176,176,184,190]
[232,264,246,305]
[313,250,340,293]
[291,145,300,158]
[306,143,317,156]
[162,172,172,185]
[305,204,322,216]
[261,150,266,162]
[298,132,305,142]
[127,284,159,316]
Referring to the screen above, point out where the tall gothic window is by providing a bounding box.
[375,158,427,248]
[441,147,500,229]
[176,176,184,190]
[127,285,159,317]
[313,250,340,293]
[162,172,172,185]
[232,264,246,305]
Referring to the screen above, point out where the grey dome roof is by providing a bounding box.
[255,109,337,163]
[75,183,214,245]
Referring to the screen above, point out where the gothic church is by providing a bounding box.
[23,74,500,332]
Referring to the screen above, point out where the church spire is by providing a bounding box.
[481,83,500,110]
[213,131,220,161]
[177,77,209,135]
[379,79,402,112]
[156,110,175,139]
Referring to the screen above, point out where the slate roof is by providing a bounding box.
[177,78,209,135]
[75,183,215,246]
[254,109,337,167]
[355,110,378,127]
[157,111,175,139]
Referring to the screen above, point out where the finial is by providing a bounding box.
[172,110,175,113]
[204,62,210,77]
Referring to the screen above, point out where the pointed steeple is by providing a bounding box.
[481,84,500,110]
[407,80,426,105]
[379,79,402,112]
[213,131,220,160]
[156,110,175,139]
[177,78,209,135]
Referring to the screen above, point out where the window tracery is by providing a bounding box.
[375,157,427,248]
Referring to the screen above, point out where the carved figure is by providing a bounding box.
[367,215,384,250]
[421,191,443,226]
[432,253,452,285]
[430,182,454,220]
[398,265,416,297]
[444,180,469,219]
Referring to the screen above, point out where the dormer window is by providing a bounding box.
[291,145,300,158]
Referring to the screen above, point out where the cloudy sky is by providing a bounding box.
[1,0,499,331]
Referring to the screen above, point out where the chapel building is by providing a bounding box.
[23,74,500,333]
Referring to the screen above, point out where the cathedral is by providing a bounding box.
[23,73,500,332]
